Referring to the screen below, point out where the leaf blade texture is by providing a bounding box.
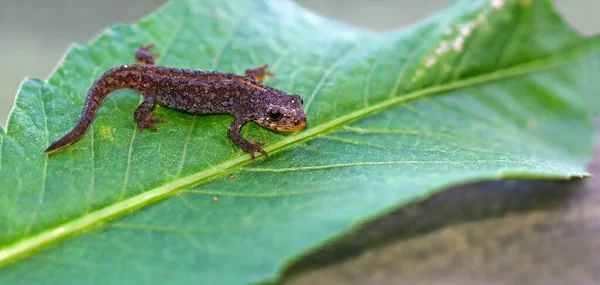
[0,0,599,284]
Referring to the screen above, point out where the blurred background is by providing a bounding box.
[0,0,598,126]
[1,1,599,284]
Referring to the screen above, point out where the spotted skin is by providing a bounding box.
[45,44,306,159]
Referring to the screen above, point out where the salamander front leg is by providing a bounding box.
[228,117,268,160]
[134,96,164,132]
[244,64,274,82]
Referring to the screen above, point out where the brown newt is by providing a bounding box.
[45,43,306,159]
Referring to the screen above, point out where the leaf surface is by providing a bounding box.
[0,0,599,284]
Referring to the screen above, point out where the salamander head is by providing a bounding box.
[253,94,306,132]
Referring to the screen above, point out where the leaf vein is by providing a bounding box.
[387,36,429,98]
[240,159,510,173]
[363,61,379,107]
[120,3,191,200]
[262,47,294,85]
[120,123,138,201]
[86,65,101,214]
[303,44,358,113]
[181,183,381,197]
[0,39,589,266]
[25,85,49,235]
[177,117,196,177]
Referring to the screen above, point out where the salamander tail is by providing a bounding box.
[44,116,94,154]
[44,66,127,154]
[44,135,77,153]
[44,90,104,154]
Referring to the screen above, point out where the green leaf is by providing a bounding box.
[0,0,598,284]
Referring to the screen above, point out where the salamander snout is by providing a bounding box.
[254,98,306,132]
[259,111,306,132]
[273,116,305,131]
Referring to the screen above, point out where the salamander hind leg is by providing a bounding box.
[134,96,164,132]
[244,64,274,82]
[135,43,160,65]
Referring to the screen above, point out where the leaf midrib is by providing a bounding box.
[0,37,596,268]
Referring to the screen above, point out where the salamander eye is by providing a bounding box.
[300,98,304,105]
[267,110,282,121]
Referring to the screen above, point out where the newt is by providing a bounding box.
[45,43,306,159]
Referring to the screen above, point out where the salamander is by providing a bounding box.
[45,43,307,159]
